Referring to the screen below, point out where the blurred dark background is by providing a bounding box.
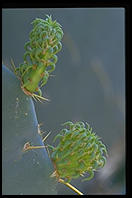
[2,8,125,195]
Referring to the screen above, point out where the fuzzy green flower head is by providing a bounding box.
[23,15,63,68]
[50,121,108,183]
[15,15,64,99]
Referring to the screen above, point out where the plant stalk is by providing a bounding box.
[58,178,83,195]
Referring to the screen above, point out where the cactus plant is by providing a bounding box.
[49,121,108,195]
[2,14,108,195]
[2,65,57,195]
[2,14,63,195]
[22,120,108,195]
[49,121,108,183]
[11,15,63,102]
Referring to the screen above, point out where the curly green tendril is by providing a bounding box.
[49,121,108,183]
[13,15,63,101]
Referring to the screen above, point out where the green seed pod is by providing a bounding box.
[50,121,108,183]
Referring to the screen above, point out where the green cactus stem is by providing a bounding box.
[2,65,57,195]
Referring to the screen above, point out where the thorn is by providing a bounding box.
[42,131,51,142]
[50,171,57,178]
[33,93,50,102]
[23,142,48,152]
[38,123,44,134]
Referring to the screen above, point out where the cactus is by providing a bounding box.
[2,65,57,195]
[49,121,108,183]
[22,120,108,195]
[2,15,108,195]
[11,15,63,102]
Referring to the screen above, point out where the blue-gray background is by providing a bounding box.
[2,8,125,195]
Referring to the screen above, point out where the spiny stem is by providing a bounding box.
[58,178,84,195]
